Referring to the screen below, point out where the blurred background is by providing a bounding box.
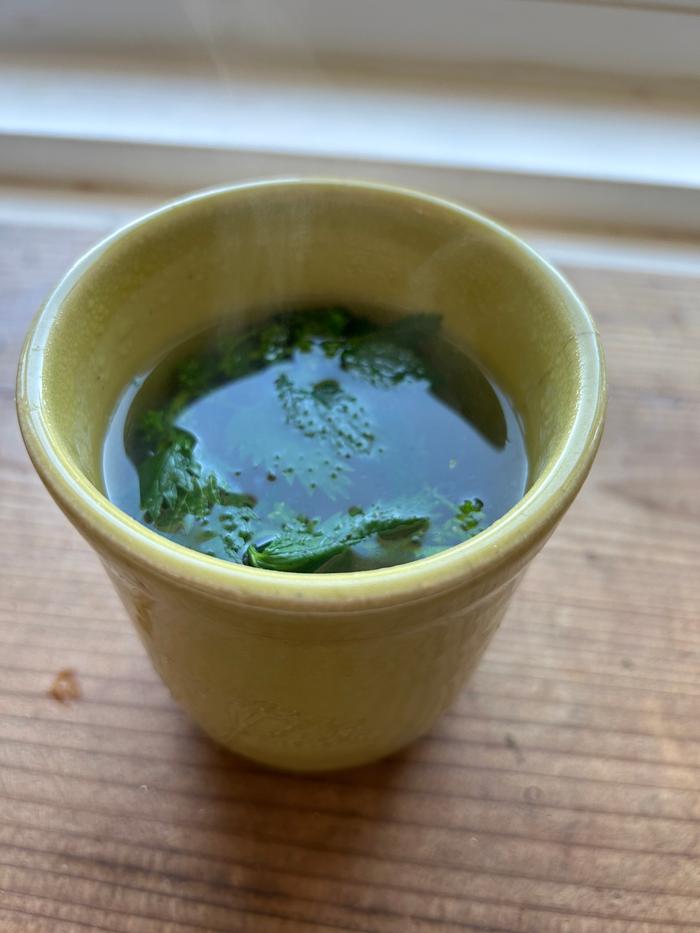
[1,0,699,234]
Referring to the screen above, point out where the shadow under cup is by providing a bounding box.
[17,180,605,771]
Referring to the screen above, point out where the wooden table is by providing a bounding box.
[1,201,699,932]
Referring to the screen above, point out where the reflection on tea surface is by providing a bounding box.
[103,307,527,572]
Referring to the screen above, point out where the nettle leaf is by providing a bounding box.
[456,497,485,533]
[218,306,355,376]
[137,426,254,533]
[275,374,375,457]
[137,408,171,448]
[287,305,355,348]
[426,494,488,550]
[246,506,428,573]
[187,498,259,562]
[175,354,221,396]
[226,396,356,502]
[138,428,200,523]
[341,340,428,388]
[228,361,379,503]
[341,312,440,388]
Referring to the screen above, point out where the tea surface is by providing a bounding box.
[102,308,527,572]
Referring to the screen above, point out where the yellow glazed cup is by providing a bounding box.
[17,180,605,771]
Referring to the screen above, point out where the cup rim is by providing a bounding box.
[16,178,606,610]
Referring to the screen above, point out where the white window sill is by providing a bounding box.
[2,53,699,235]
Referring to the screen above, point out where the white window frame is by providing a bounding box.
[1,0,699,234]
[4,0,700,82]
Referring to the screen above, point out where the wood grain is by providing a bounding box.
[1,208,699,933]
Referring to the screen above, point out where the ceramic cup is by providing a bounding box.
[17,180,605,771]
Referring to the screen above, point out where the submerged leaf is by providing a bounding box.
[137,426,254,532]
[341,340,429,388]
[275,373,375,457]
[138,428,200,523]
[341,312,440,388]
[456,497,485,533]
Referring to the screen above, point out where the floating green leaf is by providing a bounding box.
[246,506,429,573]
